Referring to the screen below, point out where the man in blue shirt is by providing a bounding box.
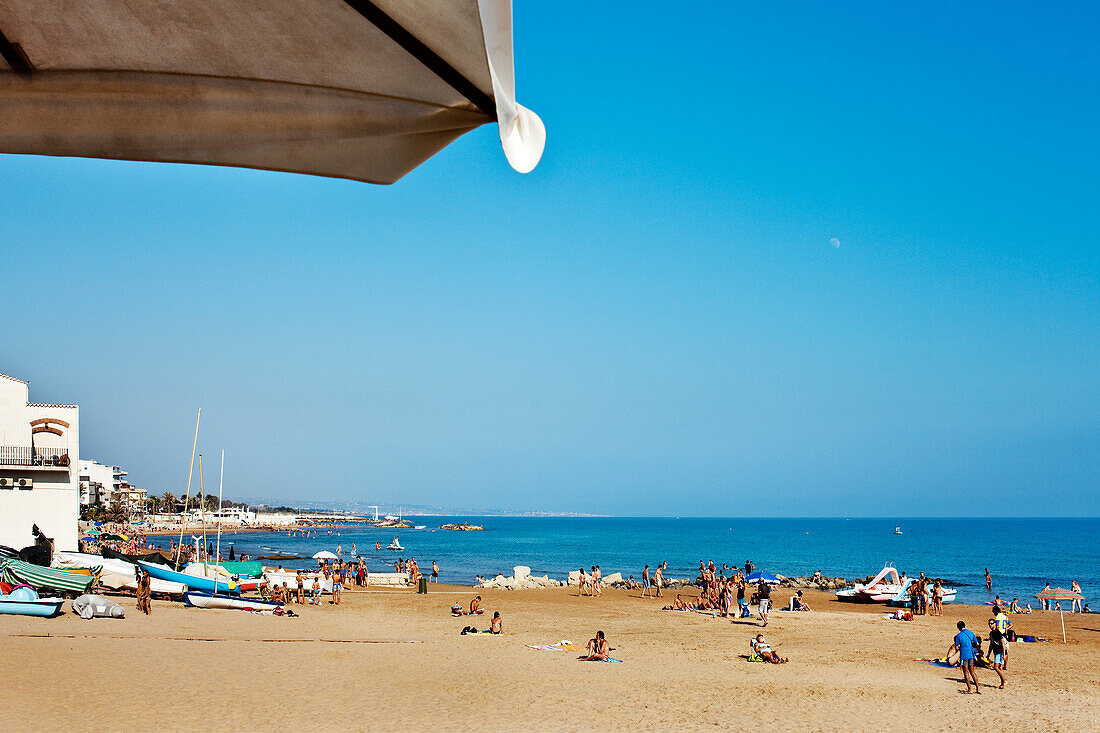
[952,620,982,694]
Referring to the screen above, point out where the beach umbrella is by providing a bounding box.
[747,571,782,585]
[85,529,101,536]
[0,2,544,184]
[313,551,338,561]
[101,533,125,541]
[1035,587,1084,643]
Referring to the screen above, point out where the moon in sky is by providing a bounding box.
[829,237,841,248]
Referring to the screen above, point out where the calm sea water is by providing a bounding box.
[149,517,1099,606]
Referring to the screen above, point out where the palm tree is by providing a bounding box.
[160,491,177,512]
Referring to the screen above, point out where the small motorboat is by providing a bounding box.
[183,590,284,611]
[0,584,64,617]
[414,526,427,530]
[894,526,903,535]
[387,537,404,551]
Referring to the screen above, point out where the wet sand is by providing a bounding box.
[2,586,1097,731]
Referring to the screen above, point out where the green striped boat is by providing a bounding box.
[0,557,96,594]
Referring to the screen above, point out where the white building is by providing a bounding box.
[0,372,80,551]
[78,459,127,507]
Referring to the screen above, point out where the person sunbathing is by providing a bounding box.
[451,602,466,616]
[663,594,689,611]
[791,591,812,611]
[490,611,502,634]
[752,634,788,664]
[582,630,610,661]
[470,596,484,615]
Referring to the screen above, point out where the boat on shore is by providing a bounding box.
[0,585,64,617]
[263,569,331,594]
[835,565,904,603]
[138,560,238,594]
[183,590,282,611]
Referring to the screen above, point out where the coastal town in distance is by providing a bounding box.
[2,3,1097,732]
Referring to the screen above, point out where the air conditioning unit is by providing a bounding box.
[16,478,33,490]
[0,477,13,489]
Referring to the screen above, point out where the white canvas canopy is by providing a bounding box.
[0,0,544,183]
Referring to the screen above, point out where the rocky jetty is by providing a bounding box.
[439,523,484,531]
[479,566,564,589]
[779,574,848,590]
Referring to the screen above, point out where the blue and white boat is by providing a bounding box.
[0,584,64,617]
[137,561,239,594]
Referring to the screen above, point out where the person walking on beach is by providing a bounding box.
[593,565,603,596]
[757,579,771,626]
[136,569,151,615]
[431,560,439,583]
[641,565,651,598]
[952,621,982,694]
[653,565,663,598]
[987,618,1007,688]
[1071,580,1083,612]
[578,567,589,596]
[736,578,747,617]
[296,570,304,604]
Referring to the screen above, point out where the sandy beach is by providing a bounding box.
[3,586,1097,732]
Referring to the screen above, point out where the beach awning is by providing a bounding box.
[0,1,544,183]
[1034,587,1084,643]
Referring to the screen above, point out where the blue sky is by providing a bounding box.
[2,3,1097,515]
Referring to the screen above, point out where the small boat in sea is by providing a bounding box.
[387,537,404,551]
[183,590,283,611]
[894,526,903,535]
[414,526,427,530]
[0,584,64,617]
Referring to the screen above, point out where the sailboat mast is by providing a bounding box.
[215,449,225,594]
[198,453,207,568]
[175,409,201,567]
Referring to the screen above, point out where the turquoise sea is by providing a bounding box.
[149,517,1099,607]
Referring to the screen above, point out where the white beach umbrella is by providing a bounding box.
[313,550,338,560]
[0,1,544,183]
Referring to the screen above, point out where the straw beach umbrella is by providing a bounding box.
[1035,587,1083,643]
[0,1,544,183]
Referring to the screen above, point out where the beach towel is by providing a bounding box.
[526,641,579,651]
[916,658,957,668]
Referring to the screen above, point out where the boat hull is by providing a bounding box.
[138,561,238,594]
[0,599,64,617]
[183,591,283,611]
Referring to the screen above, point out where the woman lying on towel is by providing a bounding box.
[581,630,610,661]
[752,634,788,664]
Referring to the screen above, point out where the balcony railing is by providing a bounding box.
[0,446,72,469]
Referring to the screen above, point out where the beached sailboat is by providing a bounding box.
[0,584,64,617]
[54,551,186,595]
[263,569,331,594]
[183,590,283,611]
